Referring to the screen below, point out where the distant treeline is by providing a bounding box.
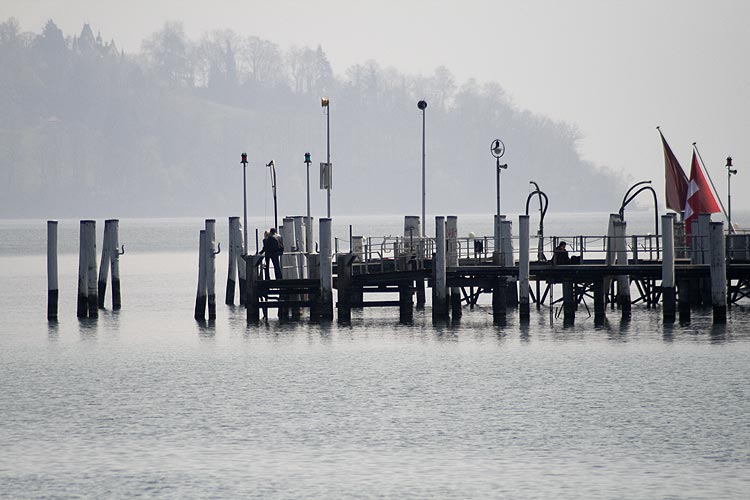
[0,18,624,218]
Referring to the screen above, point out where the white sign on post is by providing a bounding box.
[320,162,332,189]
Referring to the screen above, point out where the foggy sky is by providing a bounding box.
[3,0,749,209]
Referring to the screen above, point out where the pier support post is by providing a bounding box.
[399,282,414,323]
[337,254,356,323]
[319,218,334,320]
[245,255,263,323]
[492,251,506,324]
[308,253,320,320]
[614,219,631,320]
[282,218,300,319]
[447,216,462,319]
[501,218,518,306]
[593,278,605,326]
[205,219,217,320]
[47,220,58,321]
[563,279,575,326]
[195,229,207,321]
[432,216,449,321]
[518,215,530,321]
[226,217,239,305]
[661,215,676,323]
[678,277,691,325]
[698,214,712,305]
[710,221,727,323]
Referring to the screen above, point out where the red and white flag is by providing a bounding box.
[684,151,721,233]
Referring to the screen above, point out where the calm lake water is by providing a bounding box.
[1,213,749,499]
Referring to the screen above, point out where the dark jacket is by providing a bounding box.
[260,234,284,257]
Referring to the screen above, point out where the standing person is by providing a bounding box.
[259,227,284,279]
[552,241,570,265]
[259,231,271,280]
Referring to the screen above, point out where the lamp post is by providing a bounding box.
[321,97,331,218]
[491,139,507,249]
[240,153,248,255]
[266,160,278,230]
[304,152,312,252]
[418,100,427,237]
[727,156,737,234]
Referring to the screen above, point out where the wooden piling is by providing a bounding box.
[47,220,58,321]
[492,251,506,324]
[337,254,355,323]
[308,253,320,320]
[709,221,727,323]
[245,255,263,323]
[447,216,462,319]
[226,217,239,305]
[195,229,207,321]
[205,219,217,320]
[97,222,111,309]
[399,282,414,323]
[432,216,448,321]
[293,216,306,278]
[237,218,247,305]
[678,277,691,324]
[661,215,676,323]
[614,220,631,319]
[282,218,299,319]
[109,220,122,310]
[698,214,712,305]
[518,215,530,320]
[562,280,575,326]
[82,220,98,318]
[593,278,605,326]
[319,218,334,320]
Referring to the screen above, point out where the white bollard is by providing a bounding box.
[661,214,676,322]
[319,218,333,319]
[205,219,217,320]
[282,218,298,280]
[709,221,727,323]
[293,216,306,278]
[47,220,58,321]
[195,229,207,320]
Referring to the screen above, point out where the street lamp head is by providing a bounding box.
[321,97,329,107]
[417,100,427,110]
[304,152,311,163]
[726,156,733,167]
[490,139,505,159]
[240,152,248,165]
[266,160,275,168]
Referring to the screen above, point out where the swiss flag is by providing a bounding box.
[684,151,721,233]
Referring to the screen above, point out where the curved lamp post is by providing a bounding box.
[526,181,549,261]
[619,180,659,257]
[266,160,278,230]
[727,156,737,234]
[418,100,427,237]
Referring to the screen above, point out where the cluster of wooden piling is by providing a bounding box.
[47,219,123,321]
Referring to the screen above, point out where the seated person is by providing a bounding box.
[552,241,570,265]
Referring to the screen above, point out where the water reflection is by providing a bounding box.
[47,320,59,340]
[78,318,98,340]
[196,320,216,341]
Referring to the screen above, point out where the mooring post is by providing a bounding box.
[710,221,727,323]
[195,229,207,321]
[593,277,605,326]
[205,219,217,320]
[238,217,247,305]
[305,216,314,255]
[293,216,306,278]
[319,218,334,320]
[661,214,676,323]
[518,215,530,321]
[78,220,99,318]
[47,220,58,321]
[492,251,506,324]
[432,216,449,322]
[399,281,414,323]
[97,221,111,309]
[678,277,691,324]
[308,253,320,320]
[245,255,263,323]
[336,253,355,323]
[281,218,298,319]
[501,218,518,306]
[614,219,631,319]
[447,215,462,319]
[226,217,239,305]
[109,220,122,310]
[563,279,575,326]
[688,218,702,306]
[605,213,619,308]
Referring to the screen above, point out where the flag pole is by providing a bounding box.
[692,142,731,228]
